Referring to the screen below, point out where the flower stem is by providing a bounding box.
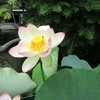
[40,59,45,82]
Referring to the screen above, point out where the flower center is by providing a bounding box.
[29,36,46,53]
[32,36,43,45]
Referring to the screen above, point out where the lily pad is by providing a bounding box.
[61,55,92,70]
[35,68,100,100]
[0,67,36,98]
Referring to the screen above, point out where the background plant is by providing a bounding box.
[23,0,100,68]
[0,0,21,23]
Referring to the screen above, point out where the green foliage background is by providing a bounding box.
[23,0,100,68]
[0,0,20,23]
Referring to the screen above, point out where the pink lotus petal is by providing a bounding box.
[22,56,39,72]
[18,26,28,40]
[38,38,52,57]
[46,28,54,41]
[26,24,41,39]
[0,93,11,100]
[38,48,51,57]
[41,54,52,67]
[8,45,24,58]
[52,32,65,48]
[44,38,52,51]
[13,95,20,100]
[38,25,50,31]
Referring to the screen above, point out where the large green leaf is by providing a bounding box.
[35,68,100,100]
[32,47,59,92]
[0,67,36,98]
[61,55,92,70]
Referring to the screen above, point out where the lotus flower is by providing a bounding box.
[0,93,20,100]
[9,24,65,72]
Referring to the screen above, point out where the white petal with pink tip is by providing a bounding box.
[9,45,24,57]
[46,28,54,41]
[38,25,50,31]
[19,51,38,57]
[18,26,28,40]
[38,48,51,57]
[38,38,52,57]
[22,56,39,72]
[44,38,52,51]
[26,24,41,39]
[0,93,11,100]
[52,32,65,48]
